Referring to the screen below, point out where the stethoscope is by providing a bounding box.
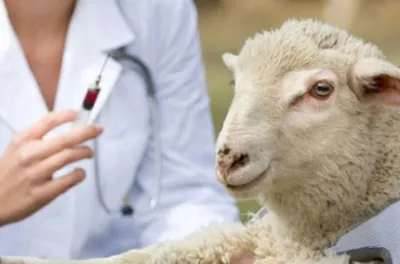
[74,47,162,216]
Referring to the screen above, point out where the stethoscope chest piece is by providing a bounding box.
[120,204,134,216]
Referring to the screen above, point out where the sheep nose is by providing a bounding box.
[217,146,249,180]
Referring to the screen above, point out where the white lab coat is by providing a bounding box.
[0,0,239,259]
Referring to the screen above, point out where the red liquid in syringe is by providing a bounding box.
[71,87,101,127]
[82,88,100,110]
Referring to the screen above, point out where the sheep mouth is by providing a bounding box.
[226,166,270,191]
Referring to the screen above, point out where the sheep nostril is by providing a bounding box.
[231,153,249,171]
[217,152,250,180]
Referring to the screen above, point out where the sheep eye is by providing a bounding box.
[310,81,334,99]
[229,80,235,86]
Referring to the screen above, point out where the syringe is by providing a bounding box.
[72,55,110,127]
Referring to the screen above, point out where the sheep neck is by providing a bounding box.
[263,181,378,251]
[263,171,400,253]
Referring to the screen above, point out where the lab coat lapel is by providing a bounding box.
[54,0,135,125]
[0,0,49,132]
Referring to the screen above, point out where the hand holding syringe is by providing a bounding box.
[0,110,103,226]
[0,56,112,226]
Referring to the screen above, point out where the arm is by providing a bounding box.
[129,0,239,248]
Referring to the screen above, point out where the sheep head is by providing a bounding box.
[215,19,400,214]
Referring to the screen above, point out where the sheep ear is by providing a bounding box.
[351,57,400,106]
[222,53,237,72]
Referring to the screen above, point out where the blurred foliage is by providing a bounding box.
[193,0,222,10]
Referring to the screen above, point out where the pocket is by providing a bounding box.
[95,134,149,211]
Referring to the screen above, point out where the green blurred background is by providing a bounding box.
[193,0,400,222]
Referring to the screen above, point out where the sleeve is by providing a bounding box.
[129,0,240,248]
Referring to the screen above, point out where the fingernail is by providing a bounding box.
[94,124,104,132]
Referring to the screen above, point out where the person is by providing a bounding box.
[0,0,239,260]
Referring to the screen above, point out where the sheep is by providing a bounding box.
[1,17,400,264]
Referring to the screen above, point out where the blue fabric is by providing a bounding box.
[329,201,400,264]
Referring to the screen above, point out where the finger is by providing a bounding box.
[16,125,102,164]
[11,110,77,146]
[32,168,85,207]
[31,146,93,181]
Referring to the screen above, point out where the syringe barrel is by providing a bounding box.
[71,109,91,128]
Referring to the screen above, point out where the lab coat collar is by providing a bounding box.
[0,0,135,133]
[82,0,135,51]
